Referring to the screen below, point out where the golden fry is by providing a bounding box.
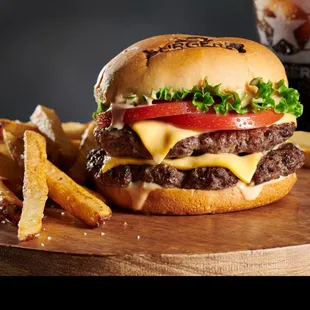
[2,129,25,168]
[0,179,22,225]
[69,121,97,184]
[82,186,108,203]
[18,131,48,241]
[0,143,9,156]
[62,122,88,140]
[0,119,37,138]
[30,105,76,168]
[2,179,22,197]
[46,160,111,227]
[0,153,23,183]
[71,139,81,158]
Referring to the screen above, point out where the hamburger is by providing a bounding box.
[87,34,305,215]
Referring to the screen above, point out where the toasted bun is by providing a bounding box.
[94,34,287,105]
[95,173,297,215]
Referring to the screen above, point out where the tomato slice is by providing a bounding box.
[96,100,284,130]
[122,101,197,122]
[158,110,284,130]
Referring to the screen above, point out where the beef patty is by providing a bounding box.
[94,122,296,159]
[87,143,305,190]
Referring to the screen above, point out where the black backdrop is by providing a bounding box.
[1,0,308,129]
[1,0,258,122]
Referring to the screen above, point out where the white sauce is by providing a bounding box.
[236,176,287,201]
[120,174,288,209]
[110,107,125,129]
[123,182,161,210]
[109,102,144,129]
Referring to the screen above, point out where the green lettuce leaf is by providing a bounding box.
[250,78,303,117]
[93,78,303,118]
[275,80,303,117]
[92,101,110,118]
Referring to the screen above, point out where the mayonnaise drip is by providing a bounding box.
[124,182,161,210]
[236,176,287,201]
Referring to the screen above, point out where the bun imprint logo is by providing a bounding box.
[143,37,246,66]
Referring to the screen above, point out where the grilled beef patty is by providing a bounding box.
[94,122,296,159]
[87,143,305,190]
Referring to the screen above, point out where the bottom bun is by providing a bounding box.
[96,173,297,215]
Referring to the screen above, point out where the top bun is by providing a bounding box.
[94,34,287,105]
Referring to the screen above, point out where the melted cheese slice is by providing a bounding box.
[130,120,200,164]
[130,114,295,165]
[274,113,296,126]
[103,114,295,184]
[102,152,263,184]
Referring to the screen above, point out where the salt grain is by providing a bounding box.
[35,233,40,237]
[137,235,140,240]
[47,236,52,241]
[103,222,106,225]
[43,228,46,231]
[84,232,87,236]
[61,212,65,216]
[101,232,105,236]
[40,243,45,247]
[124,222,128,226]
[1,220,5,224]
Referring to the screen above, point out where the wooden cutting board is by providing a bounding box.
[0,169,309,276]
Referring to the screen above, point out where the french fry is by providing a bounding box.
[82,186,108,203]
[46,160,111,227]
[0,119,37,139]
[0,153,23,183]
[2,129,25,168]
[69,121,97,184]
[0,179,22,225]
[2,179,22,198]
[71,139,81,158]
[0,143,9,156]
[30,105,76,168]
[62,122,88,140]
[2,128,111,227]
[18,131,48,241]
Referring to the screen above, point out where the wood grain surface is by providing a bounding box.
[0,169,309,276]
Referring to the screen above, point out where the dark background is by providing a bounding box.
[1,0,259,122]
[3,0,309,128]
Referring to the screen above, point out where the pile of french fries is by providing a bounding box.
[0,105,112,241]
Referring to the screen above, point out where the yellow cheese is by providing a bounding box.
[103,157,156,171]
[274,113,296,126]
[130,120,200,164]
[130,114,295,165]
[163,153,263,183]
[104,114,295,184]
[102,152,263,184]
